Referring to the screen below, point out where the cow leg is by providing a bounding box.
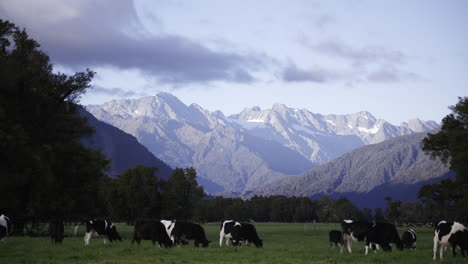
[219,233,224,247]
[330,242,334,249]
[365,243,369,256]
[433,236,439,260]
[451,245,457,257]
[103,237,109,245]
[346,239,352,253]
[84,232,92,246]
[339,244,343,253]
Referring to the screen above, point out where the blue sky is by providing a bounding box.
[1,0,466,124]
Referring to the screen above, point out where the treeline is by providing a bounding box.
[99,165,465,224]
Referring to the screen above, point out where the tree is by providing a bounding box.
[374,208,385,222]
[333,197,361,221]
[0,20,109,222]
[421,97,468,221]
[316,196,333,223]
[360,208,373,222]
[103,166,163,223]
[423,97,468,182]
[418,179,461,221]
[162,167,204,220]
[384,197,402,225]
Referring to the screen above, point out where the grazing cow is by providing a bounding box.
[171,222,211,247]
[329,230,344,253]
[365,222,403,255]
[342,220,402,255]
[448,229,468,258]
[219,220,243,247]
[0,214,12,242]
[219,220,263,248]
[84,219,122,246]
[341,220,372,253]
[402,229,417,249]
[48,219,64,244]
[433,221,467,259]
[132,220,173,248]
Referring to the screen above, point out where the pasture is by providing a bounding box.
[0,223,463,264]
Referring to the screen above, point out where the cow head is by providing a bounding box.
[254,239,263,248]
[231,224,243,245]
[202,240,211,248]
[162,238,174,248]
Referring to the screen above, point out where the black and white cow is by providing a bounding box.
[0,214,12,242]
[171,222,211,247]
[219,220,242,247]
[341,220,372,253]
[132,219,173,248]
[48,219,64,244]
[341,220,402,255]
[402,229,417,249]
[448,229,468,258]
[433,221,467,259]
[219,220,263,248]
[329,230,344,253]
[365,222,403,255]
[84,219,122,246]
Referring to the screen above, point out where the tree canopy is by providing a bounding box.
[423,97,468,182]
[0,20,109,220]
[162,167,204,220]
[420,97,468,221]
[102,166,163,222]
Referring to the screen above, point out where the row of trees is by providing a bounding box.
[101,166,204,223]
[97,166,459,224]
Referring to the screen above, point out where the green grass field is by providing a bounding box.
[0,223,464,264]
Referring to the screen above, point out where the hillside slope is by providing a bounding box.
[81,109,172,179]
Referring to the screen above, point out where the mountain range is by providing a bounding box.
[85,93,439,194]
[230,132,452,208]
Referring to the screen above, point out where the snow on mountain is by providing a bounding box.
[86,93,439,193]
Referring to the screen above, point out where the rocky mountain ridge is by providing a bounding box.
[86,93,439,193]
